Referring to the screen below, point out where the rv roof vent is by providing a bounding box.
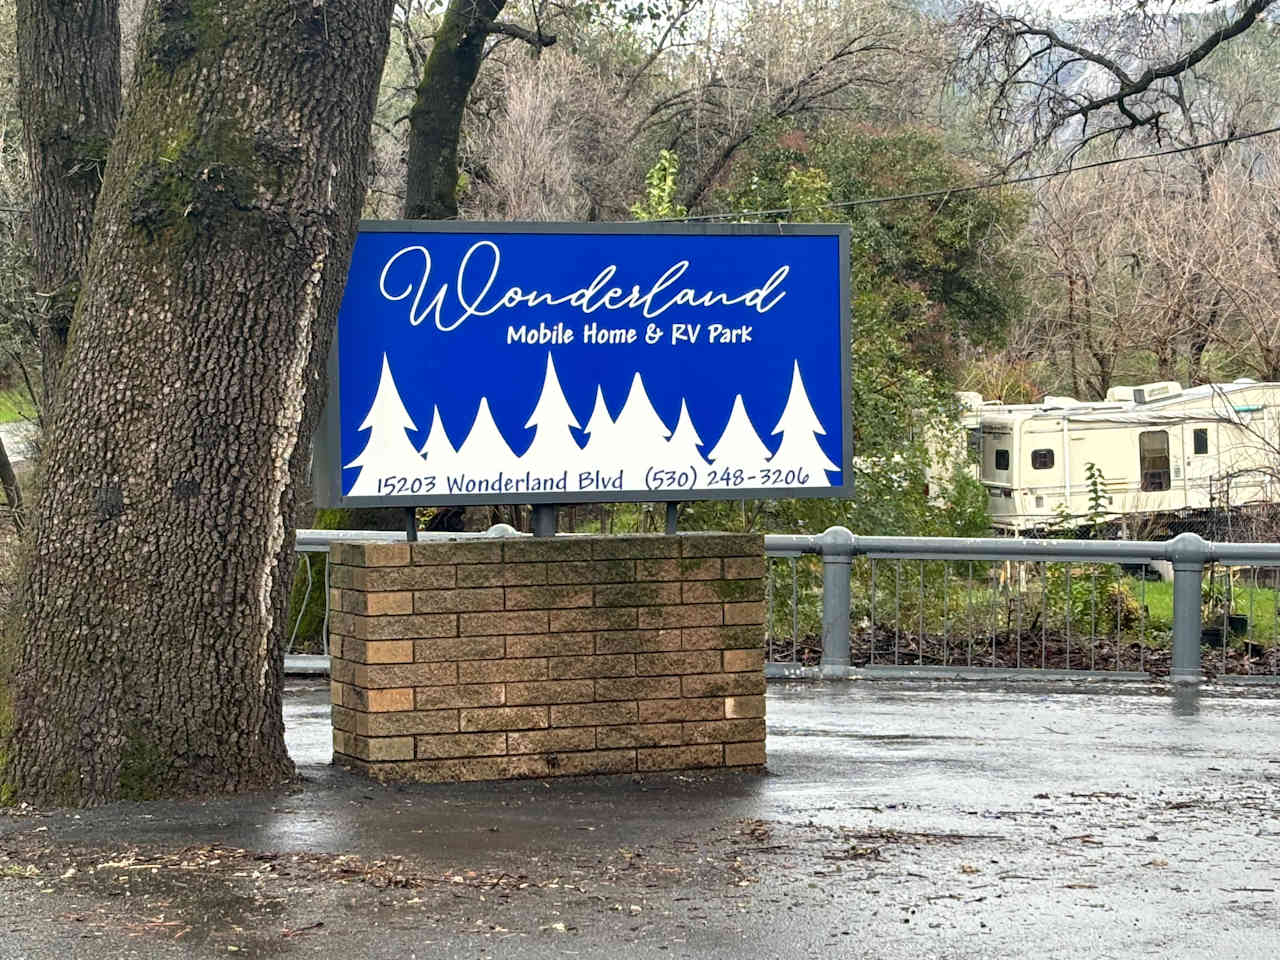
[1105,385,1136,402]
[1042,395,1078,407]
[1234,377,1258,385]
[1132,380,1182,404]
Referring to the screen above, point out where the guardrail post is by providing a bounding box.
[819,526,855,679]
[1168,532,1207,686]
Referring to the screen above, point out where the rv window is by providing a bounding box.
[1193,428,1208,455]
[1139,431,1171,492]
[1031,449,1054,470]
[994,449,1010,471]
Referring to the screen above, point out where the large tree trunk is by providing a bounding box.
[403,0,507,220]
[16,0,122,417]
[4,0,395,805]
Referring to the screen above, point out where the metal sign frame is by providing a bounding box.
[314,220,852,508]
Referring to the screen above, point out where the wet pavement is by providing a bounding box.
[2,679,1278,958]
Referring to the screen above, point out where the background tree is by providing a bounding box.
[3,0,396,805]
[15,0,120,413]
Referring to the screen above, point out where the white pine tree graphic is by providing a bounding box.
[663,399,707,471]
[344,353,426,496]
[708,394,772,478]
[455,396,518,476]
[582,386,616,465]
[612,372,671,488]
[521,353,582,475]
[418,404,457,477]
[768,360,839,486]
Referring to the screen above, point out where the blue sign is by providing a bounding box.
[316,222,850,507]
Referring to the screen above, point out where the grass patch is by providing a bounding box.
[1123,577,1278,642]
[0,388,34,425]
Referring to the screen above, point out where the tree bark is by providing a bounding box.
[403,0,507,220]
[4,0,395,805]
[16,0,122,417]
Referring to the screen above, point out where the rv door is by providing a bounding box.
[1183,422,1215,509]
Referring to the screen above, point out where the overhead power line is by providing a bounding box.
[649,124,1280,223]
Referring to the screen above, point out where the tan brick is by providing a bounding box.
[364,688,414,712]
[414,637,506,662]
[349,591,414,616]
[682,579,765,604]
[682,673,765,698]
[638,605,721,629]
[636,651,722,676]
[723,649,765,673]
[505,679,596,705]
[590,537,680,560]
[333,728,354,757]
[415,684,505,710]
[724,557,767,580]
[459,611,549,636]
[596,723,683,748]
[416,732,507,759]
[725,741,766,766]
[595,629,680,654]
[412,540,501,565]
[368,542,413,566]
[503,539,592,562]
[595,582,682,607]
[679,534,763,558]
[329,587,345,611]
[594,676,681,701]
[356,710,459,737]
[329,635,343,660]
[550,608,638,632]
[329,564,356,589]
[548,654,634,679]
[501,563,548,586]
[547,560,634,584]
[724,601,766,626]
[339,638,415,664]
[330,657,356,685]
[329,543,359,567]
[547,749,636,777]
[725,695,765,719]
[457,658,547,683]
[550,701,637,727]
[460,706,549,732]
[683,719,766,744]
[507,728,596,754]
[637,744,723,771]
[354,661,457,689]
[355,735,415,762]
[681,626,762,650]
[638,697,725,723]
[355,565,455,591]
[372,755,550,783]
[505,585,593,610]
[456,564,503,587]
[413,588,504,613]
[337,612,457,641]
[639,557,722,581]
[506,633,594,658]
[331,705,356,732]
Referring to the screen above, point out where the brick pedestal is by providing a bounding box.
[328,534,766,782]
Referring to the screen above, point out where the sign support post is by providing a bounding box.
[532,504,557,538]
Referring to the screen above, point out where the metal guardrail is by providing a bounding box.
[762,527,1280,685]
[288,524,1280,686]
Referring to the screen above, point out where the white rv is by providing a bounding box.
[952,380,1280,532]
